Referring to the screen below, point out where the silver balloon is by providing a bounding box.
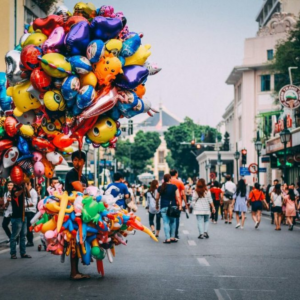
[19,33,31,46]
[5,50,24,86]
[54,5,72,21]
[0,163,10,179]
[15,109,37,125]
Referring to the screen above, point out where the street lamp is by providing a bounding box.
[254,131,263,185]
[217,152,222,183]
[205,160,211,183]
[233,142,240,183]
[83,142,89,178]
[280,121,291,184]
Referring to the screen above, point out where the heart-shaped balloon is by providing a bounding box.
[90,16,123,41]
[115,66,149,90]
[33,15,64,36]
[10,165,24,185]
[63,16,88,32]
[42,26,66,54]
[65,21,91,56]
[0,139,14,152]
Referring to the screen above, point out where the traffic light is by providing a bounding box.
[128,120,133,135]
[241,148,247,165]
[191,139,195,148]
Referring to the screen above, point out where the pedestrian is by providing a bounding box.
[146,180,161,237]
[266,183,273,224]
[281,183,289,225]
[233,179,248,229]
[221,175,236,224]
[2,181,14,244]
[270,183,283,231]
[192,178,215,239]
[25,179,38,247]
[10,182,31,259]
[136,186,141,204]
[284,188,296,231]
[36,183,43,201]
[156,174,181,244]
[106,173,130,209]
[65,150,90,280]
[210,181,223,224]
[248,183,269,229]
[46,177,59,196]
[170,169,187,239]
[124,181,137,212]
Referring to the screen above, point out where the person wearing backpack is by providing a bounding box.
[221,175,236,224]
[270,183,283,231]
[147,180,161,238]
[248,183,269,229]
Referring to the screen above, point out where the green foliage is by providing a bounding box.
[164,117,222,178]
[115,131,161,174]
[34,0,57,13]
[271,16,300,92]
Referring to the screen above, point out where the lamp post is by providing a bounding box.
[205,160,211,183]
[254,131,263,185]
[83,142,89,178]
[233,143,240,183]
[280,120,291,184]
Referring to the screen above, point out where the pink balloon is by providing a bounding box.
[34,161,45,177]
[42,26,66,53]
[33,151,43,162]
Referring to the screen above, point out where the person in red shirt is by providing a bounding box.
[248,183,269,229]
[170,169,187,240]
[210,181,223,224]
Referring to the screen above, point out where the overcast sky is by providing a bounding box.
[65,0,263,127]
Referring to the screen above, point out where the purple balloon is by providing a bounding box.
[90,16,123,41]
[115,66,149,90]
[42,26,65,53]
[65,21,90,56]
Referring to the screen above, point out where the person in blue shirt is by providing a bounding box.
[106,173,130,209]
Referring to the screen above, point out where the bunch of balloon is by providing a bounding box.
[1,2,161,276]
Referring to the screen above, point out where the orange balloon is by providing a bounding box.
[134,84,146,98]
[4,116,18,137]
[64,16,88,32]
[41,157,54,178]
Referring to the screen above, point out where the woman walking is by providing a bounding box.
[284,188,296,231]
[248,183,269,229]
[270,183,283,230]
[2,181,14,243]
[156,174,181,244]
[281,183,288,225]
[146,180,161,237]
[210,181,223,224]
[233,179,248,229]
[192,179,215,239]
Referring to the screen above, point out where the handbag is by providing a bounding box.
[224,183,234,200]
[166,200,181,218]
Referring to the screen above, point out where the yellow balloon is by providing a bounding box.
[41,53,72,78]
[41,218,57,234]
[87,116,117,144]
[28,25,34,33]
[125,44,151,66]
[44,90,66,111]
[20,125,35,138]
[23,32,47,47]
[80,72,97,88]
[105,39,123,57]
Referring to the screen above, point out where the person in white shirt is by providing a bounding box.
[221,175,236,224]
[25,179,38,247]
[2,181,14,243]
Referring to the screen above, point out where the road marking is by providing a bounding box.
[214,289,226,300]
[182,230,189,234]
[197,257,210,266]
[188,240,196,246]
[0,236,40,255]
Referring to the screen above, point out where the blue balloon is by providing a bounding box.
[17,136,30,154]
[76,85,95,109]
[90,16,123,41]
[118,56,125,66]
[61,75,80,102]
[109,106,122,120]
[86,40,105,64]
[0,72,12,111]
[68,56,92,75]
[120,33,141,57]
[72,104,83,116]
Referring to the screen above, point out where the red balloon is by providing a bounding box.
[20,45,42,71]
[10,166,24,185]
[30,69,52,93]
[53,134,76,149]
[33,15,64,36]
[32,137,56,152]
[64,16,88,32]
[4,116,18,137]
[0,139,14,152]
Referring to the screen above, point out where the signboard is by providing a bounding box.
[240,167,250,176]
[279,84,300,109]
[261,156,270,163]
[248,163,258,174]
[266,136,292,154]
[259,168,267,173]
[210,172,216,180]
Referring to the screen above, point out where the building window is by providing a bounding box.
[158,151,164,164]
[237,84,242,101]
[261,75,271,91]
[267,49,274,61]
[274,73,288,91]
[238,117,242,140]
[24,7,37,25]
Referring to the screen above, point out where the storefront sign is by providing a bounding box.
[279,85,300,109]
[266,136,292,154]
[274,115,292,134]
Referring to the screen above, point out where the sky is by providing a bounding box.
[65,0,263,127]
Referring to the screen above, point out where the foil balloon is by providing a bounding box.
[144,61,162,75]
[97,5,116,17]
[90,16,123,41]
[68,55,92,74]
[120,33,141,57]
[17,160,34,175]
[53,5,72,22]
[17,136,31,155]
[0,139,14,152]
[46,151,68,166]
[0,73,12,111]
[64,16,88,33]
[19,33,31,47]
[134,84,146,98]
[23,32,48,47]
[6,81,41,117]
[52,133,76,149]
[20,45,42,71]
[5,50,24,85]
[65,21,91,56]
[0,164,10,179]
[80,72,97,88]
[4,116,18,137]
[41,116,65,135]
[61,75,80,103]
[86,40,105,63]
[40,53,72,78]
[105,39,123,57]
[32,137,56,152]
[10,166,24,185]
[42,26,66,54]
[76,85,95,109]
[34,161,45,177]
[41,157,54,178]
[33,15,64,36]
[44,90,66,111]
[73,2,96,19]
[115,66,149,90]
[3,147,19,168]
[19,124,35,138]
[124,44,151,66]
[30,68,52,93]
[32,151,43,162]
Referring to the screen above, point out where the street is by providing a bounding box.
[0,208,300,300]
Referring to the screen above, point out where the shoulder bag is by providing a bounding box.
[224,183,234,200]
[166,197,181,218]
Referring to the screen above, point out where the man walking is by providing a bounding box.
[170,169,187,239]
[221,175,236,224]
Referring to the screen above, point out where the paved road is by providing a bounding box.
[0,208,300,300]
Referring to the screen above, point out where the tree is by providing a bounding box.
[115,131,161,178]
[164,117,222,179]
